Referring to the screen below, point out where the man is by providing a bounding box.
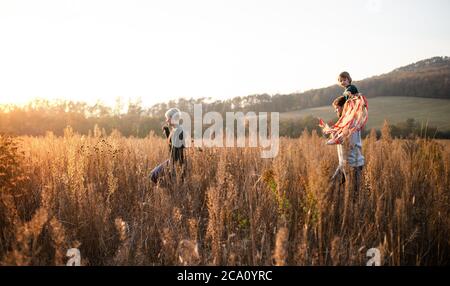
[331,96,365,202]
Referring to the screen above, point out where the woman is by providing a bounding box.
[149,108,186,184]
[164,108,186,167]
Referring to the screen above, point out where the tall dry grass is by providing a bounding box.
[0,124,449,265]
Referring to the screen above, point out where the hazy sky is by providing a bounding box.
[1,0,450,108]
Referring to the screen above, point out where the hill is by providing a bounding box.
[281,96,450,131]
[146,56,450,117]
[2,57,449,138]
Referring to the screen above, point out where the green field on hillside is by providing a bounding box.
[281,96,450,131]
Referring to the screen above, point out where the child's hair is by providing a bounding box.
[338,71,352,83]
[333,96,347,108]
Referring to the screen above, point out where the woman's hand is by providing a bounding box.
[162,125,171,138]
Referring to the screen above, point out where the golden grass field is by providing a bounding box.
[1,125,449,266]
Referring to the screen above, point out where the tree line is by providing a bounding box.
[1,98,449,139]
[1,56,449,138]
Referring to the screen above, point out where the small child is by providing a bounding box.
[338,71,359,99]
